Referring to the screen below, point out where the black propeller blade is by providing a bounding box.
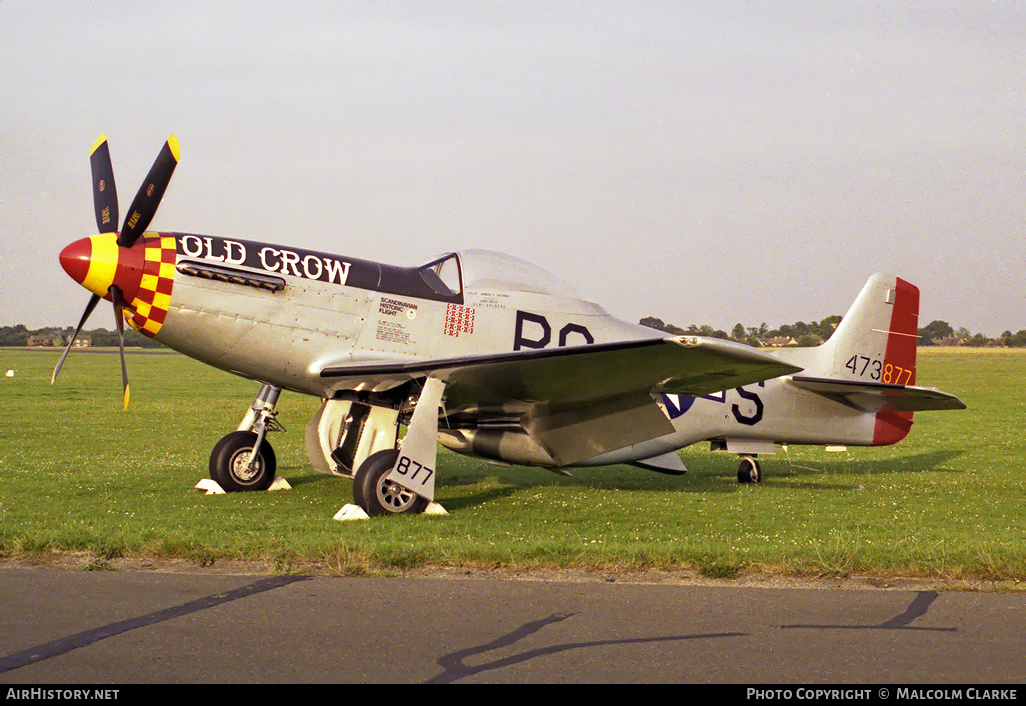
[117,135,180,248]
[90,135,118,233]
[110,285,131,410]
[53,134,180,409]
[51,293,101,385]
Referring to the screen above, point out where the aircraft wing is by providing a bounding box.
[789,375,967,412]
[320,336,800,403]
[321,336,801,465]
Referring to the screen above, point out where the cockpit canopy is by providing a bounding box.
[418,249,584,299]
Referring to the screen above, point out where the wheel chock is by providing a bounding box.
[195,478,225,494]
[196,477,290,494]
[267,476,291,491]
[334,504,370,521]
[332,502,447,520]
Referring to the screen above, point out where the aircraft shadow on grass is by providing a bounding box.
[273,447,967,512]
[763,448,967,487]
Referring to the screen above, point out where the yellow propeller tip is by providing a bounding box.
[123,386,131,411]
[167,134,180,162]
[90,134,108,156]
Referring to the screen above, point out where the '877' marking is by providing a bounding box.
[392,454,434,487]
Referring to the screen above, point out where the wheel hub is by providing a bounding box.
[378,479,416,512]
[231,450,262,482]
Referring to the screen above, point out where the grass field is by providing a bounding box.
[1,346,1023,586]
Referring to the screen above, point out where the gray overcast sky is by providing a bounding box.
[2,1,1023,335]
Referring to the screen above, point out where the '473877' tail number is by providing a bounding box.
[844,355,914,385]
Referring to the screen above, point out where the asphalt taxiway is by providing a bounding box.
[0,566,1022,684]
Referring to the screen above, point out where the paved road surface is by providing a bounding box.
[0,567,1022,684]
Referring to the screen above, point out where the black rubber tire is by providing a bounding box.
[209,431,277,492]
[354,449,429,516]
[737,457,762,484]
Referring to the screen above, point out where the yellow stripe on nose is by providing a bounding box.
[81,233,120,297]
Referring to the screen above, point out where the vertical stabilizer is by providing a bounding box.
[822,274,919,383]
[804,273,920,444]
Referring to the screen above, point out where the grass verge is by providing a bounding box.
[1,347,1022,587]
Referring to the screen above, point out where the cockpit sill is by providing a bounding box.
[172,234,595,307]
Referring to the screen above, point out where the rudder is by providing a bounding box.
[814,273,919,444]
[815,273,919,385]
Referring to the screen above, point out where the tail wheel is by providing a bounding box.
[210,431,277,492]
[737,457,762,484]
[354,449,429,516]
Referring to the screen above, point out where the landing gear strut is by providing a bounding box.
[737,456,762,484]
[209,384,284,492]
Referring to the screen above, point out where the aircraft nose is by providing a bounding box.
[59,233,123,299]
[59,237,93,286]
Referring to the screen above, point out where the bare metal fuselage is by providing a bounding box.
[61,231,958,473]
[155,234,656,400]
[56,134,965,509]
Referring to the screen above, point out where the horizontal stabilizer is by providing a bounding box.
[790,375,966,412]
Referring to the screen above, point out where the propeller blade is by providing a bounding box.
[110,286,131,410]
[51,293,101,385]
[117,134,180,248]
[89,135,119,233]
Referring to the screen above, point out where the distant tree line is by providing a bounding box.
[0,325,164,348]
[914,320,1026,348]
[4,320,1024,350]
[639,316,1026,348]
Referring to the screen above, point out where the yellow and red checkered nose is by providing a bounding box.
[59,233,177,337]
[60,234,125,299]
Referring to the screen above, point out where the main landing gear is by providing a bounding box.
[209,384,284,492]
[352,449,430,516]
[349,376,446,516]
[737,455,762,484]
[303,377,444,516]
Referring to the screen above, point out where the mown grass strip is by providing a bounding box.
[1,347,1022,585]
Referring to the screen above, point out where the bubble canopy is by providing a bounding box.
[419,249,584,299]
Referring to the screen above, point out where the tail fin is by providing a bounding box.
[795,274,921,445]
[819,273,920,385]
[776,274,963,446]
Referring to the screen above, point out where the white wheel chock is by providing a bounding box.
[267,476,292,491]
[333,502,447,520]
[195,478,226,494]
[334,504,370,521]
[196,476,289,494]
